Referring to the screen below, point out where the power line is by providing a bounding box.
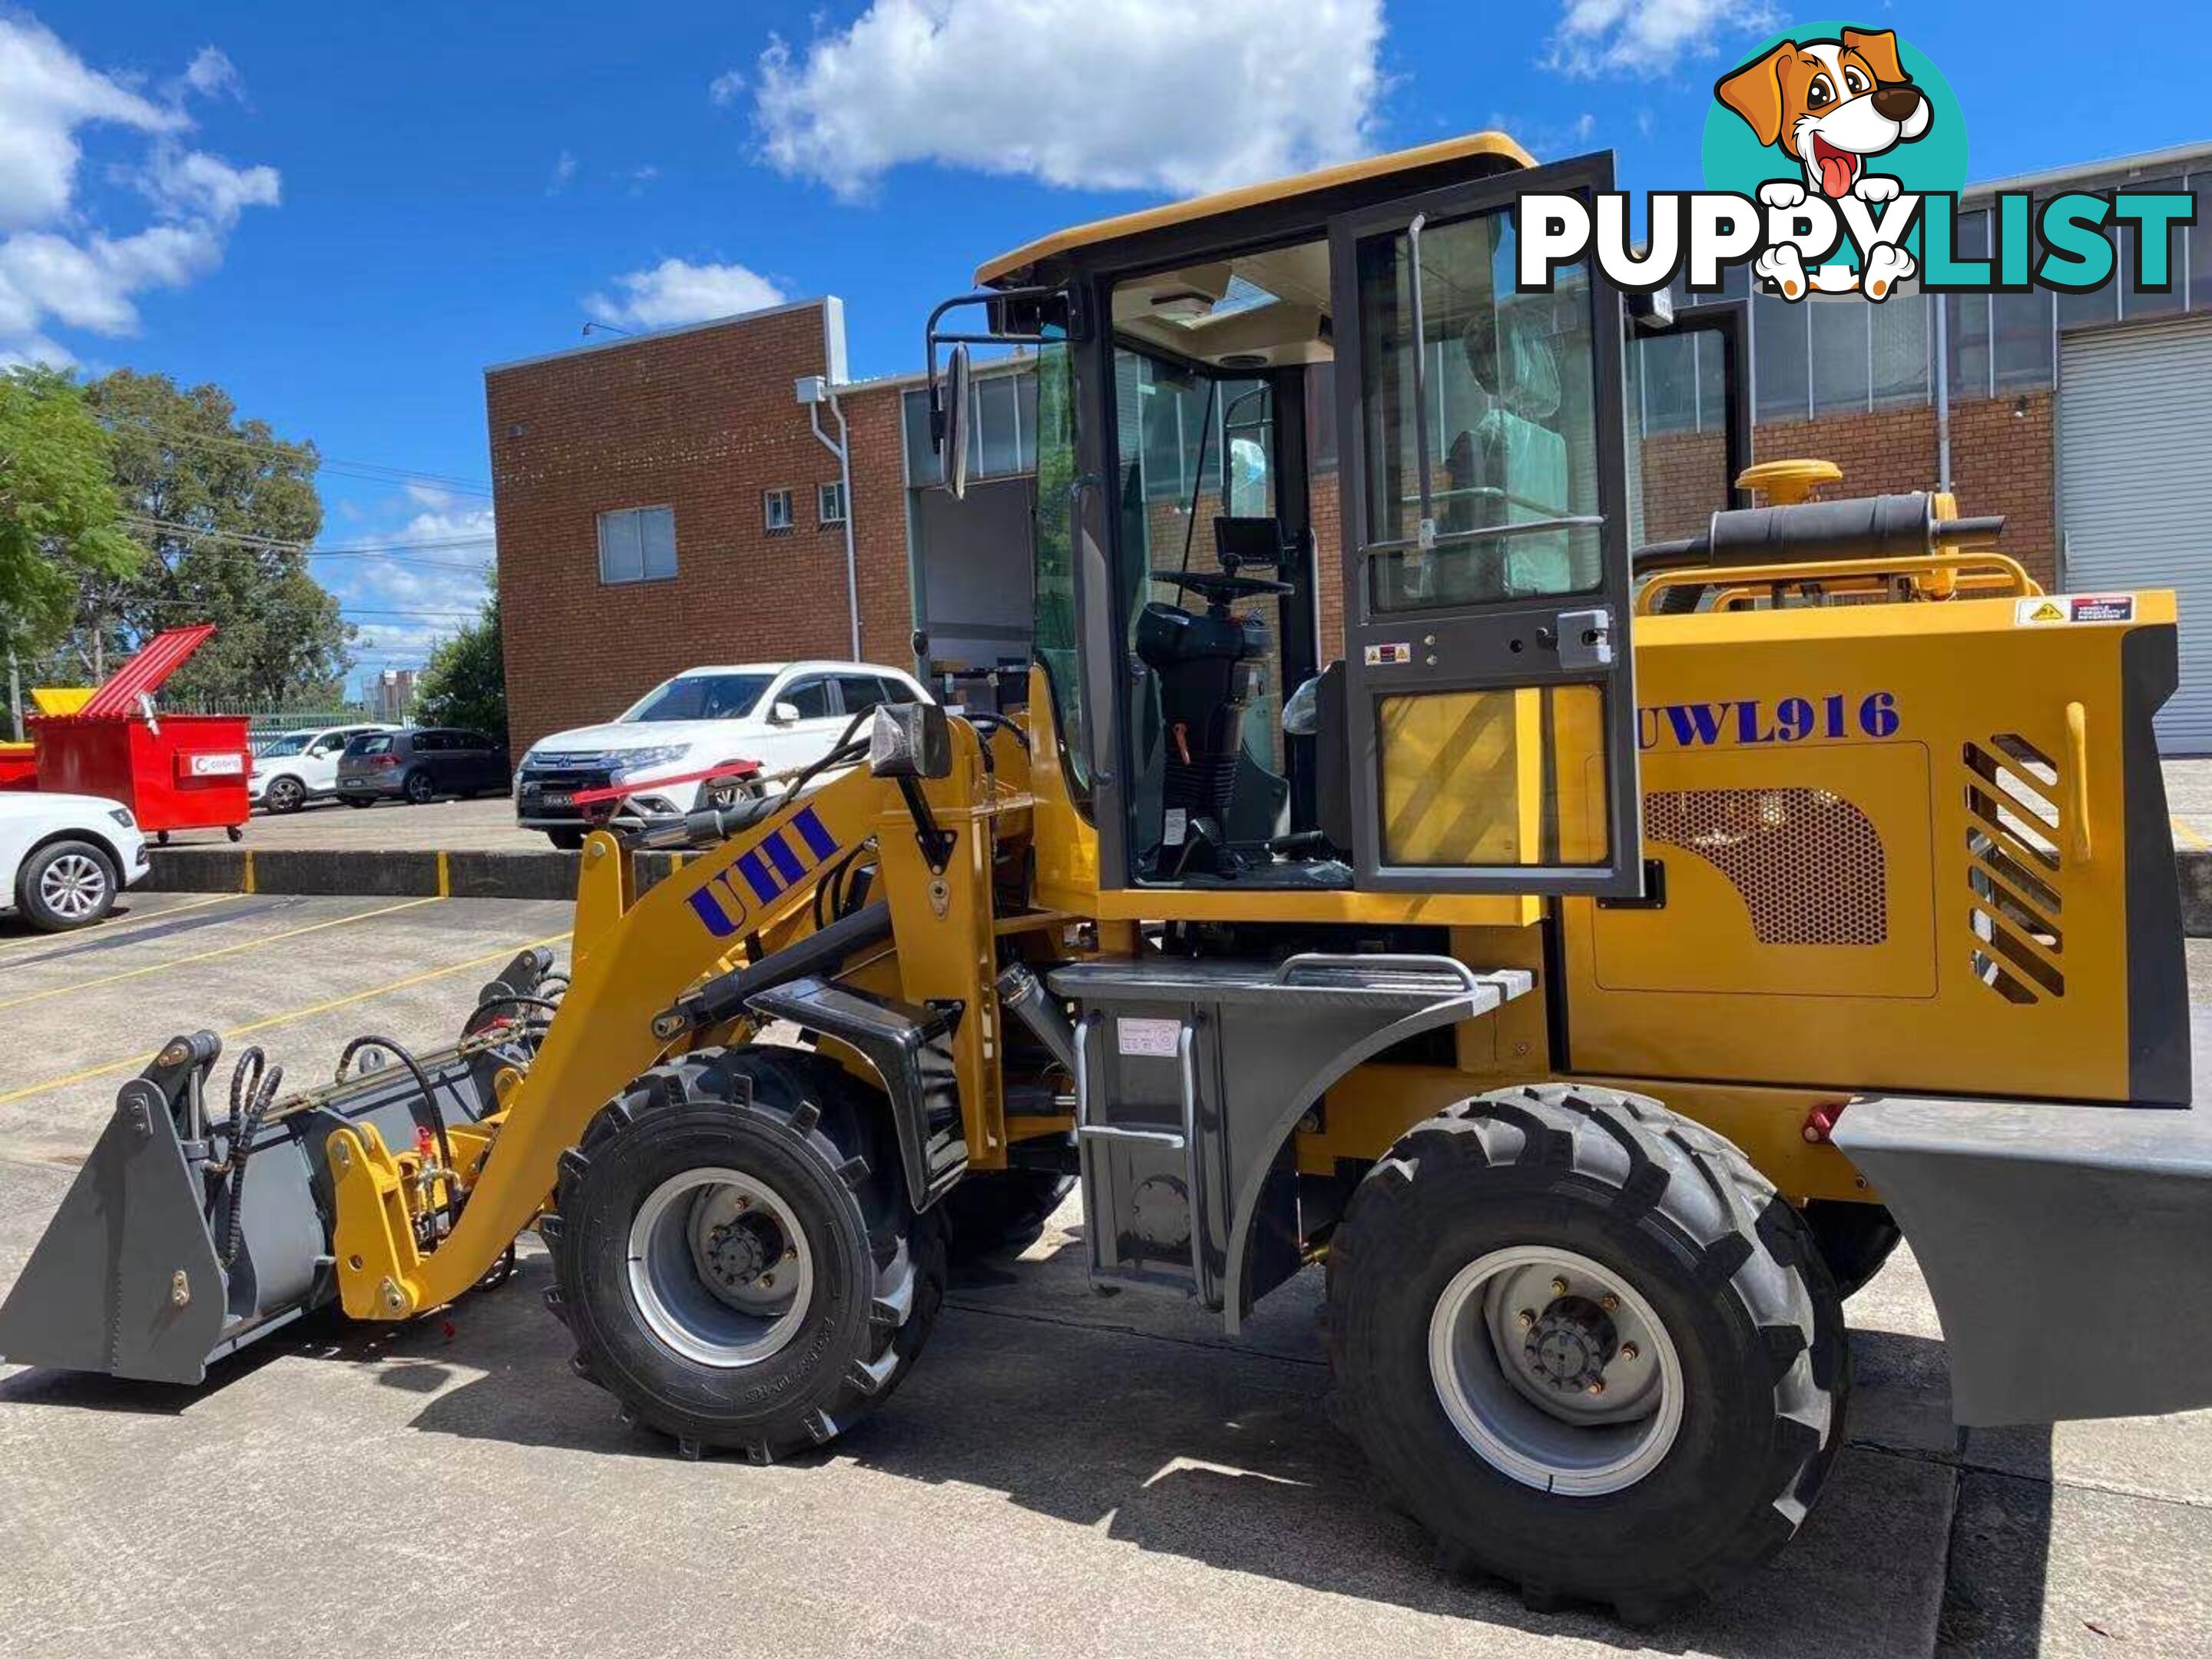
[8,378,495,495]
[92,409,495,497]
[118,516,495,574]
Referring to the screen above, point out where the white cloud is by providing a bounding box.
[753,0,1383,201]
[707,68,744,107]
[0,15,181,229]
[326,506,497,664]
[0,18,278,362]
[584,258,786,330]
[178,46,243,102]
[547,148,577,195]
[1545,0,1779,78]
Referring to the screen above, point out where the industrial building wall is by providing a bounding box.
[487,305,916,753]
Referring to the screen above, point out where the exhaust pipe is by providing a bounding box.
[0,949,555,1385]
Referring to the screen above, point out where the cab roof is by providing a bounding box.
[974,131,1535,287]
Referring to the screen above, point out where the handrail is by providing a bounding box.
[1637,549,2041,615]
[1072,1011,1186,1150]
[1278,952,1486,993]
[2065,701,2092,863]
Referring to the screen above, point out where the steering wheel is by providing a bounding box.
[1151,568,1294,603]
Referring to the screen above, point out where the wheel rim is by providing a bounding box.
[37,853,108,920]
[271,778,301,810]
[407,775,432,802]
[1428,1245,1684,1496]
[628,1167,815,1368]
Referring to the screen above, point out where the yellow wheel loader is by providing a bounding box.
[7,134,2210,1622]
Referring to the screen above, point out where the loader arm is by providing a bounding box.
[341,764,902,1319]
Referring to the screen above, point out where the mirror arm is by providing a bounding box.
[923,285,1061,451]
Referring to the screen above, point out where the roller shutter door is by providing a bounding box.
[2060,314,2212,752]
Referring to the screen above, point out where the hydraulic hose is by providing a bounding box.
[337,1035,461,1232]
[218,1046,284,1270]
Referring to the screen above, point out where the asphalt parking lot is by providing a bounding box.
[2,892,2210,1657]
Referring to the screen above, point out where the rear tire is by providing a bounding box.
[16,839,118,931]
[1325,1084,1847,1621]
[939,1164,1075,1262]
[403,770,435,806]
[546,1047,945,1462]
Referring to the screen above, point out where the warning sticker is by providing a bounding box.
[1116,1017,1181,1058]
[2015,594,2136,628]
[1364,642,1412,666]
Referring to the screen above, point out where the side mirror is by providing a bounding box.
[868,701,952,780]
[768,700,802,726]
[939,343,971,502]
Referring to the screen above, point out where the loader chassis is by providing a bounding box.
[7,129,2212,1621]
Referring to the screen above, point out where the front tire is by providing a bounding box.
[547,1048,945,1462]
[1326,1084,1846,1621]
[264,774,306,813]
[16,839,118,931]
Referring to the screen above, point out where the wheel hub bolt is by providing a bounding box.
[1587,1379,1606,1396]
[1620,1343,1638,1362]
[1517,1308,1537,1330]
[1550,1276,1570,1297]
[1600,1292,1620,1313]
[760,1273,775,1290]
[784,1247,798,1261]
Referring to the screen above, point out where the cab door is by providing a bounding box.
[1330,155,1644,896]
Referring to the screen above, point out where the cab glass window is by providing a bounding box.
[1356,206,1604,613]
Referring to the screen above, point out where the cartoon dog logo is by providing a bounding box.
[1716,27,1933,299]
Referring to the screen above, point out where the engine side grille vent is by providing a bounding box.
[1962,734,2066,1002]
[1644,787,1887,946]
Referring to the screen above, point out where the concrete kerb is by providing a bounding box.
[144,846,690,902]
[141,846,2212,935]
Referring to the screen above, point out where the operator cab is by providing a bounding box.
[936,134,1650,899]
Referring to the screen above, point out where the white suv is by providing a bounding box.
[1,792,151,931]
[250,724,397,813]
[515,661,931,849]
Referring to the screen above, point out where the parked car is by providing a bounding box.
[249,723,397,813]
[0,791,150,932]
[336,727,510,807]
[515,661,930,849]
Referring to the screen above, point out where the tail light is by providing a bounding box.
[372,755,398,769]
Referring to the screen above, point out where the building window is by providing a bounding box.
[597,505,677,584]
[817,481,846,526]
[764,488,794,532]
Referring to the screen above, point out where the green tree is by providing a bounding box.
[413,583,505,743]
[0,369,138,677]
[74,370,353,704]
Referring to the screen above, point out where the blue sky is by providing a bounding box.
[13,2,2210,692]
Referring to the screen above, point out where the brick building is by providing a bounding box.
[489,142,2212,754]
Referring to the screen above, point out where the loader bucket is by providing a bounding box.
[0,949,555,1385]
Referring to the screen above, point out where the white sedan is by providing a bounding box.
[0,791,151,931]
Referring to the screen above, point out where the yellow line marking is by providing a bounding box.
[2172,816,2210,851]
[437,850,451,899]
[0,891,240,957]
[0,932,571,1108]
[0,896,444,1012]
[243,849,257,895]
